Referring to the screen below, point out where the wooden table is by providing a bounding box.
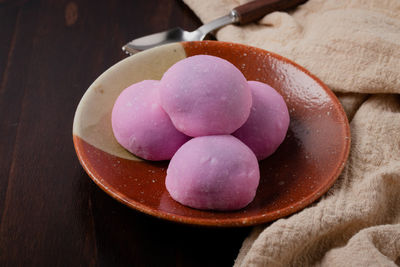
[0,0,251,266]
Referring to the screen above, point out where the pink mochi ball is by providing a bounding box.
[233,81,290,161]
[111,80,190,161]
[160,55,252,137]
[165,135,260,211]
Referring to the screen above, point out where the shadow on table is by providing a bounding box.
[81,175,252,267]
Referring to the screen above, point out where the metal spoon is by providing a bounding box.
[123,0,306,55]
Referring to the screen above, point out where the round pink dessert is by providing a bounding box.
[233,81,290,160]
[111,80,190,161]
[160,55,252,137]
[165,135,260,211]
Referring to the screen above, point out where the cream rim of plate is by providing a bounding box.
[73,43,187,161]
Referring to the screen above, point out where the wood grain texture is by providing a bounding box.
[233,0,307,25]
[0,0,250,266]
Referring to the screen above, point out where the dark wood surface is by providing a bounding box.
[0,0,251,266]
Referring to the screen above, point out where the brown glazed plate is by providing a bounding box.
[73,41,350,227]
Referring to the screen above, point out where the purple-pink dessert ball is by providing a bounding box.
[111,80,190,161]
[165,135,260,211]
[233,81,290,160]
[160,55,252,137]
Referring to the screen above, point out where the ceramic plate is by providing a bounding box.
[73,41,350,227]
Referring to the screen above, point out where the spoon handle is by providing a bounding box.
[233,0,307,25]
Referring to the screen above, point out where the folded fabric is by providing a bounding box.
[183,0,400,266]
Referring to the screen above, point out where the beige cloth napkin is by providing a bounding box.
[183,0,400,266]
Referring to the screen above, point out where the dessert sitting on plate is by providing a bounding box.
[111,55,289,211]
